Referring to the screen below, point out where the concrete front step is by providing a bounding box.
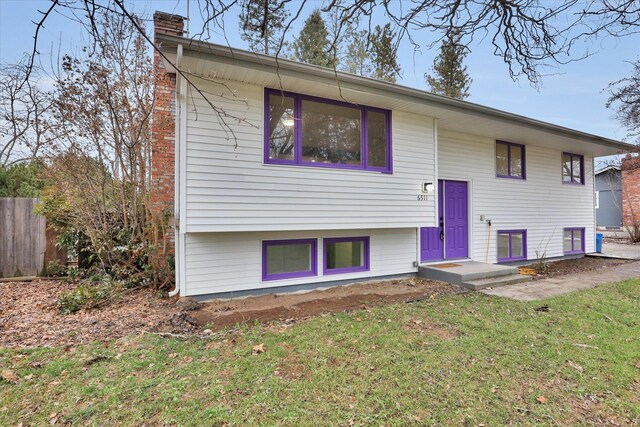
[461,274,532,290]
[418,261,519,285]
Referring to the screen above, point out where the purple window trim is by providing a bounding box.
[323,236,370,275]
[497,229,527,262]
[562,152,585,185]
[264,88,393,173]
[262,238,318,281]
[563,227,585,254]
[496,140,526,180]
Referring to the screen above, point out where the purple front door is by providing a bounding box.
[420,181,444,262]
[420,180,468,262]
[443,180,468,259]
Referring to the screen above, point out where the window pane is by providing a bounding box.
[301,99,362,165]
[562,153,572,182]
[572,157,582,183]
[511,233,524,258]
[268,94,295,161]
[326,240,364,270]
[574,229,583,252]
[563,230,573,252]
[496,142,509,176]
[510,145,523,177]
[367,111,387,168]
[266,243,311,275]
[497,233,510,259]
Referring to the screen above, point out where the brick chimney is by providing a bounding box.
[621,153,640,228]
[151,12,185,251]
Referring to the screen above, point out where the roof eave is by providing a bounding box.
[156,33,635,153]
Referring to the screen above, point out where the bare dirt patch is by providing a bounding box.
[192,278,460,329]
[404,318,460,340]
[0,280,197,349]
[1,277,458,348]
[532,257,633,280]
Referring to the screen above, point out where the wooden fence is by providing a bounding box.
[0,198,61,278]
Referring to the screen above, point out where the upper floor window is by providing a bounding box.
[562,152,584,184]
[496,141,525,179]
[265,88,392,173]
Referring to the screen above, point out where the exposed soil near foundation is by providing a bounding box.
[4,257,627,348]
[531,257,633,280]
[0,277,459,348]
[192,278,461,329]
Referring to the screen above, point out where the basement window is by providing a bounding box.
[262,239,317,281]
[497,230,527,262]
[323,236,370,275]
[563,228,585,254]
[265,88,392,172]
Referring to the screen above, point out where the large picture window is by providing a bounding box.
[562,152,584,184]
[496,140,525,179]
[497,230,527,262]
[265,89,391,172]
[262,239,317,281]
[563,228,585,254]
[323,236,370,275]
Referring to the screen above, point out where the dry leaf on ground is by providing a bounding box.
[536,396,547,404]
[1,369,19,383]
[0,280,199,349]
[568,360,584,373]
[252,343,265,354]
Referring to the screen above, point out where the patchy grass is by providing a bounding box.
[1,280,639,426]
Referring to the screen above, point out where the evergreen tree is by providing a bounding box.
[370,24,400,83]
[425,32,472,99]
[239,0,289,55]
[343,28,373,76]
[292,10,333,67]
[0,161,45,198]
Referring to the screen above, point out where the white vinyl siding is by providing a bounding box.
[183,228,417,296]
[439,130,595,263]
[184,79,436,233]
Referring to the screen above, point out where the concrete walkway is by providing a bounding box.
[589,242,640,260]
[481,261,640,301]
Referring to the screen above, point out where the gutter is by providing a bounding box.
[157,33,634,153]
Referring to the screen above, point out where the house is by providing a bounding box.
[595,165,622,229]
[621,154,640,233]
[151,12,632,299]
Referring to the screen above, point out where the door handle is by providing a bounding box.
[440,230,445,241]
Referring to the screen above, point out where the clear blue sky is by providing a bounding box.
[1,0,638,144]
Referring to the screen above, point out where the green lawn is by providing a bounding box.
[1,280,639,426]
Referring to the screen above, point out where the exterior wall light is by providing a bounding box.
[423,182,435,193]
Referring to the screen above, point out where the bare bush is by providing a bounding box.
[36,11,172,289]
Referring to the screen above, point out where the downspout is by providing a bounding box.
[592,156,597,253]
[169,43,184,297]
[433,118,438,225]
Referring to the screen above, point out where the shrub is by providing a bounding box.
[532,250,550,274]
[57,277,125,314]
[46,260,68,277]
[531,260,550,275]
